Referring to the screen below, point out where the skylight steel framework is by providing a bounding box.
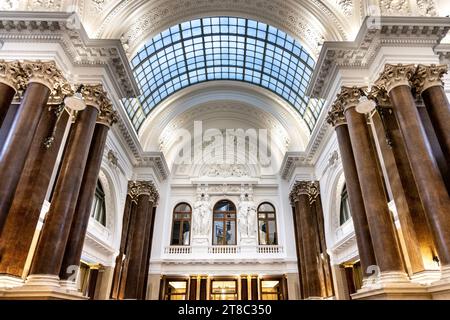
[124,17,323,131]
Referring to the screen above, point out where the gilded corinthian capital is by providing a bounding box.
[97,102,119,127]
[128,180,159,204]
[290,180,320,205]
[80,84,110,110]
[374,64,416,93]
[0,60,26,92]
[326,98,346,127]
[21,60,67,91]
[335,86,366,112]
[413,64,448,94]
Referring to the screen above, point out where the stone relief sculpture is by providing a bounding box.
[237,194,249,239]
[238,193,257,245]
[192,193,212,242]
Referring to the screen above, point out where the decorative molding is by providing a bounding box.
[308,16,450,99]
[135,151,169,181]
[0,11,139,99]
[279,151,307,180]
[200,164,249,178]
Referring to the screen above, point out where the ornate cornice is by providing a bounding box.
[0,11,139,99]
[326,99,346,127]
[80,84,109,110]
[0,60,26,92]
[308,16,450,99]
[128,180,159,204]
[21,60,67,91]
[374,63,416,93]
[413,64,448,94]
[289,180,320,205]
[97,101,119,127]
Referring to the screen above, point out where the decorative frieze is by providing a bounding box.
[413,64,448,94]
[374,63,416,93]
[128,180,159,203]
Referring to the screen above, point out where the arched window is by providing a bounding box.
[339,184,351,225]
[257,203,278,245]
[171,203,192,245]
[212,200,237,245]
[91,180,106,226]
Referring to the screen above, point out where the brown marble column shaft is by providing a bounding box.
[0,83,51,233]
[29,104,99,276]
[138,201,155,300]
[59,124,110,280]
[339,86,405,274]
[0,108,70,277]
[123,193,151,299]
[335,125,377,276]
[290,203,306,299]
[295,185,322,298]
[0,61,65,234]
[110,193,134,299]
[382,89,450,265]
[0,83,16,127]
[415,65,450,172]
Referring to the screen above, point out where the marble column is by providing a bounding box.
[0,106,70,278]
[59,102,118,288]
[28,85,108,286]
[414,64,450,189]
[123,181,158,300]
[0,61,22,127]
[289,201,307,299]
[140,205,157,300]
[326,102,377,280]
[375,64,450,270]
[291,181,322,298]
[338,86,407,281]
[110,193,135,299]
[0,61,65,234]
[414,64,450,164]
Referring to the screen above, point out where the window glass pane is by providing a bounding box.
[225,221,236,245]
[123,17,320,132]
[171,221,181,245]
[268,220,277,245]
[259,221,267,245]
[182,221,190,245]
[213,221,223,245]
[259,203,275,212]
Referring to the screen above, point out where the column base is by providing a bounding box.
[0,274,87,300]
[427,265,450,300]
[410,270,441,285]
[0,275,24,289]
[353,271,430,300]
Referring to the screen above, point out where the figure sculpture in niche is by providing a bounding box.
[238,194,249,238]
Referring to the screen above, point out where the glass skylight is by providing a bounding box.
[124,17,324,131]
